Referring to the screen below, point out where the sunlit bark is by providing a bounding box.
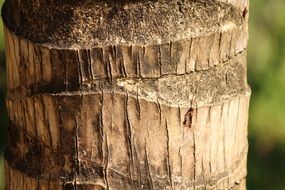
[2,0,250,189]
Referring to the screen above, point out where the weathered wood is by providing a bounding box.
[2,0,250,189]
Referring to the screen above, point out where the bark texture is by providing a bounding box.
[2,0,250,189]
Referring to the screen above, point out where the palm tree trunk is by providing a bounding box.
[2,0,250,189]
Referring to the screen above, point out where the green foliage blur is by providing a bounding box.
[247,0,285,189]
[0,0,285,189]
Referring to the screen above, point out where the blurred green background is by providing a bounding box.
[0,0,285,189]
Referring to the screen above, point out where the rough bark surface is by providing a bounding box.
[2,0,250,189]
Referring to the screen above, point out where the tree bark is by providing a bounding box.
[2,0,250,189]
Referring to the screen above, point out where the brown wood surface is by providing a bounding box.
[2,0,250,189]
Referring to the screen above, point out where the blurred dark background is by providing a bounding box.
[1,0,285,189]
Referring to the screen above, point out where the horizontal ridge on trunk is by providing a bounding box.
[4,25,247,100]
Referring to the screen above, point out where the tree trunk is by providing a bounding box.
[2,0,250,189]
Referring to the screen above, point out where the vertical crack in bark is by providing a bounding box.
[228,31,234,59]
[100,89,109,189]
[32,96,42,189]
[75,103,81,190]
[208,106,213,174]
[225,102,231,188]
[157,101,162,123]
[218,32,223,61]
[179,146,183,177]
[220,102,226,189]
[183,108,195,128]
[25,42,32,86]
[40,95,51,150]
[87,49,94,80]
[165,120,173,189]
[76,50,83,87]
[178,106,182,126]
[192,107,197,189]
[129,45,133,75]
[108,49,113,84]
[57,101,64,175]
[124,93,134,182]
[169,41,173,76]
[136,48,140,78]
[157,44,162,77]
[235,97,241,160]
[139,47,144,78]
[187,37,193,73]
[110,88,114,133]
[99,89,106,188]
[119,45,127,77]
[37,42,44,89]
[136,86,141,120]
[104,133,110,190]
[62,51,68,91]
[201,158,206,189]
[144,143,154,190]
[133,136,142,189]
[22,99,28,147]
